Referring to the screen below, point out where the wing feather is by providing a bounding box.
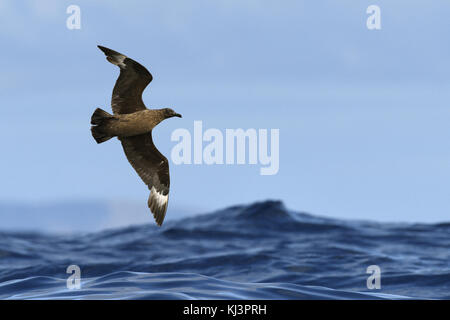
[120,133,170,226]
[98,46,153,115]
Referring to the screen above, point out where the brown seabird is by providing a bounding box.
[91,45,182,226]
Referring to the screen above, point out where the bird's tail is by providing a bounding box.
[90,108,114,144]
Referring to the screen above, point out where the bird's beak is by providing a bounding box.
[174,113,182,118]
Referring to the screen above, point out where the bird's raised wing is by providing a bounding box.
[98,45,153,115]
[119,133,170,226]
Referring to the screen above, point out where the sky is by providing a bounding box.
[1,0,449,227]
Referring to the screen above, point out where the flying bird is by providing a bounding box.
[91,45,182,226]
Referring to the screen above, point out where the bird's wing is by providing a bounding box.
[98,45,153,115]
[120,133,170,226]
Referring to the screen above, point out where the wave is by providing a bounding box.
[0,200,448,299]
[1,272,415,300]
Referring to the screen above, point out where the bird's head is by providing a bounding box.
[163,108,182,119]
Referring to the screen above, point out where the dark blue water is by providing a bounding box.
[0,200,448,299]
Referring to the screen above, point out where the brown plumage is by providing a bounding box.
[91,46,182,226]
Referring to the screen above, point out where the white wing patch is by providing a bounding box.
[148,186,169,226]
[106,54,127,69]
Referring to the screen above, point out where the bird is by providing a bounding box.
[91,45,182,226]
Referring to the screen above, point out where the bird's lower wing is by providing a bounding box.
[120,133,170,226]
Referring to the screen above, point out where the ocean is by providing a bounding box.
[0,200,448,299]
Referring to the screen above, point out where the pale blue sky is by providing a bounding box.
[1,1,449,225]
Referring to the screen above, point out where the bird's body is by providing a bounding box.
[91,46,181,226]
[93,109,165,138]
